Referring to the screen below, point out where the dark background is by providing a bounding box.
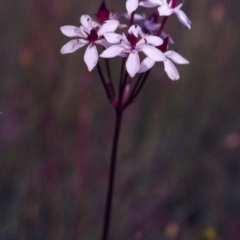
[1,0,240,239]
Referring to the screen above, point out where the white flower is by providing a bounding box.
[100,25,165,78]
[139,0,191,29]
[126,0,139,16]
[158,1,191,29]
[138,50,189,80]
[60,15,119,71]
[125,12,174,43]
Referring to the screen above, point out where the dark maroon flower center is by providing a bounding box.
[87,29,98,42]
[128,34,138,49]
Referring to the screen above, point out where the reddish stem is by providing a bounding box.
[100,109,123,240]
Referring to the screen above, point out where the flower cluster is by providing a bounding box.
[60,0,191,80]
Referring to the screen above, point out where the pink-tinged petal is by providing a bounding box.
[100,45,124,58]
[128,25,142,37]
[60,26,85,37]
[119,52,127,58]
[133,13,146,21]
[103,32,122,44]
[136,38,145,46]
[158,5,173,16]
[78,26,88,38]
[109,12,121,20]
[118,24,128,29]
[174,9,191,29]
[138,2,156,8]
[149,0,167,5]
[139,1,159,8]
[60,39,87,54]
[141,45,166,61]
[92,20,100,28]
[175,3,183,10]
[164,51,189,64]
[126,0,139,16]
[163,59,179,80]
[126,51,140,78]
[95,39,112,49]
[144,35,163,46]
[122,33,130,45]
[84,44,98,71]
[138,57,155,73]
[97,20,119,36]
[80,15,92,32]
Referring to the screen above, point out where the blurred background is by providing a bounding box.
[1,0,240,239]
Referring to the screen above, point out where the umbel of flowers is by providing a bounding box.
[60,0,190,81]
[60,1,191,240]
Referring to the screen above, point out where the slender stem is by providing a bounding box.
[132,70,150,99]
[123,70,150,109]
[105,59,116,98]
[119,71,128,105]
[97,63,114,105]
[101,109,123,240]
[157,0,177,36]
[128,73,144,100]
[129,12,135,26]
[157,16,168,36]
[118,58,126,98]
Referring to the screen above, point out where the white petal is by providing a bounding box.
[164,51,189,64]
[158,5,173,16]
[139,0,159,8]
[126,0,139,16]
[163,59,179,80]
[80,15,92,32]
[95,39,112,49]
[128,25,142,37]
[60,39,87,54]
[92,20,100,28]
[97,20,119,36]
[60,26,84,37]
[144,35,163,46]
[150,0,166,4]
[78,26,88,38]
[103,33,123,44]
[100,45,124,58]
[126,52,140,78]
[140,45,166,61]
[122,33,130,45]
[174,9,191,29]
[175,3,183,10]
[132,13,146,21]
[118,24,128,29]
[138,57,155,73]
[84,44,98,71]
